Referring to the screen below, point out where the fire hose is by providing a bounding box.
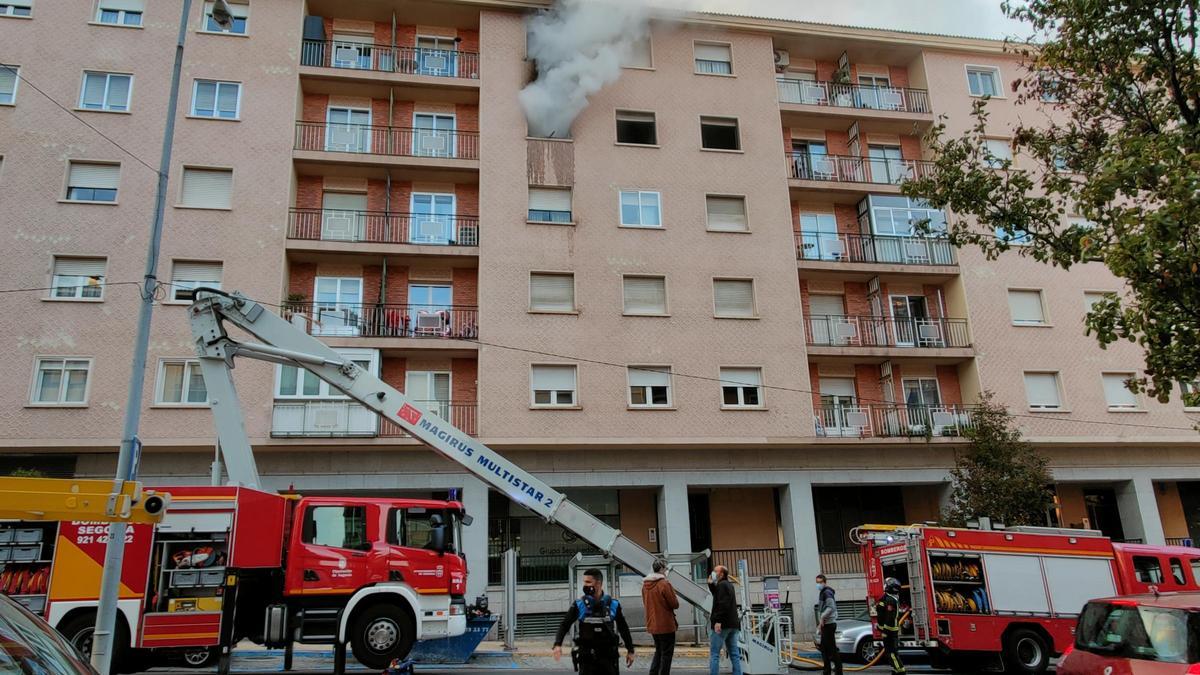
[785,610,912,672]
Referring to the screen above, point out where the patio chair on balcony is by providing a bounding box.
[824,238,848,260]
[931,410,959,436]
[844,409,870,436]
[801,83,828,105]
[878,87,904,110]
[414,310,451,337]
[833,318,859,345]
[917,320,945,347]
[903,239,932,264]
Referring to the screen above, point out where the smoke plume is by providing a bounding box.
[519,0,653,138]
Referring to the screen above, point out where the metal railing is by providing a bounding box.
[796,232,957,266]
[282,302,479,339]
[300,39,480,79]
[294,121,480,160]
[787,153,936,185]
[818,551,865,576]
[814,404,981,438]
[381,402,476,436]
[273,400,476,437]
[486,552,601,586]
[288,209,479,246]
[709,548,797,577]
[776,78,931,114]
[805,314,971,349]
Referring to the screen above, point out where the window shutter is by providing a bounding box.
[81,73,107,107]
[100,0,145,10]
[172,261,222,284]
[809,294,846,317]
[216,82,239,114]
[706,196,747,231]
[433,373,451,401]
[530,273,574,311]
[985,138,1012,160]
[1024,373,1061,408]
[1102,374,1138,408]
[1008,290,1045,323]
[323,192,367,211]
[332,32,371,44]
[623,276,666,314]
[532,365,575,390]
[695,43,731,61]
[181,168,232,208]
[54,257,106,277]
[0,65,16,96]
[714,279,755,316]
[194,81,216,112]
[720,367,761,387]
[528,188,571,212]
[616,110,655,123]
[623,36,652,68]
[628,366,669,387]
[106,75,130,107]
[68,163,119,189]
[1084,292,1108,311]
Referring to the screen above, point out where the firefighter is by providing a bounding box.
[875,577,906,674]
[552,568,635,674]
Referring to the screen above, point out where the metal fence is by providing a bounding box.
[805,314,971,349]
[787,153,936,184]
[818,551,865,576]
[300,39,480,79]
[271,400,476,437]
[814,404,981,439]
[282,302,478,339]
[381,402,477,436]
[796,232,956,266]
[1167,537,1196,547]
[776,78,932,114]
[709,548,797,577]
[295,121,480,160]
[288,209,478,246]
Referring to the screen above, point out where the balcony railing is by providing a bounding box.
[709,548,797,577]
[283,302,478,339]
[777,78,932,114]
[805,314,971,349]
[272,400,476,437]
[788,153,935,185]
[796,232,957,266]
[300,39,480,79]
[814,404,981,438]
[818,551,865,576]
[1167,537,1196,547]
[294,122,480,160]
[288,209,479,246]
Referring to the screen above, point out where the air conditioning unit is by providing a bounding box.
[773,49,790,69]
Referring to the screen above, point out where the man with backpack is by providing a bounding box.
[553,568,635,674]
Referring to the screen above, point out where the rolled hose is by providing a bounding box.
[787,610,912,673]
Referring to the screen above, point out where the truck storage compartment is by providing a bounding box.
[0,522,58,617]
[929,552,990,615]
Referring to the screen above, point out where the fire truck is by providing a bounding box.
[857,523,1200,672]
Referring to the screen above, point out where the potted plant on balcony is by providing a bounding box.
[830,67,854,107]
[285,293,309,330]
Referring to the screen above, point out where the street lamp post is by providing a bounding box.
[88,2,233,673]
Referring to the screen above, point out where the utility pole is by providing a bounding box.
[89,1,233,672]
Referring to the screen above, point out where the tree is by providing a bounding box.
[942,393,1054,527]
[903,0,1200,404]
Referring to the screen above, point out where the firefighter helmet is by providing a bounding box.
[884,577,902,593]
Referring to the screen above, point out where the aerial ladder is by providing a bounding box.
[188,290,714,614]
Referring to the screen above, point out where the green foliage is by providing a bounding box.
[903,0,1200,403]
[8,468,45,478]
[942,393,1054,527]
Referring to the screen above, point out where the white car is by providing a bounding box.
[832,609,924,663]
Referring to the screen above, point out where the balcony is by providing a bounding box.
[293,122,479,179]
[710,548,797,577]
[814,404,980,439]
[787,153,935,202]
[777,78,933,132]
[272,400,476,438]
[300,40,480,80]
[288,209,479,252]
[284,302,478,341]
[797,232,956,267]
[806,314,969,349]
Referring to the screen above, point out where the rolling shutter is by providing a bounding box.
[99,0,145,11]
[68,163,119,189]
[1102,374,1138,408]
[528,188,571,212]
[713,279,755,317]
[172,261,222,285]
[706,196,747,231]
[695,43,731,62]
[531,365,575,390]
[1007,290,1045,324]
[628,366,669,387]
[53,257,106,278]
[622,276,666,314]
[1024,373,1061,408]
[530,273,574,311]
[181,168,232,208]
[323,192,367,211]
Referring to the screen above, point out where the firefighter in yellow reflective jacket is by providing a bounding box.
[874,577,906,674]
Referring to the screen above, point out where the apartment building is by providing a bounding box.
[1,0,1198,633]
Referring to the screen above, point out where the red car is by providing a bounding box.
[1059,592,1200,673]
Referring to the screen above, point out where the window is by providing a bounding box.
[96,0,143,26]
[694,42,732,74]
[720,367,762,408]
[700,116,740,151]
[1008,289,1047,325]
[66,161,119,202]
[0,64,17,104]
[531,364,577,407]
[191,79,240,119]
[179,167,233,209]
[798,212,840,260]
[529,272,575,312]
[79,72,132,112]
[31,358,91,405]
[713,278,755,318]
[902,378,941,406]
[966,66,1000,97]
[622,35,652,68]
[994,225,1031,245]
[1075,601,1197,665]
[984,138,1012,167]
[615,110,657,145]
[1134,556,1165,584]
[1102,372,1140,410]
[619,190,661,228]
[51,256,106,300]
[170,260,222,302]
[303,505,368,550]
[706,195,747,232]
[0,0,31,17]
[1171,558,1187,585]
[156,360,208,405]
[527,187,572,223]
[1024,371,1063,410]
[1084,291,1114,311]
[622,275,667,315]
[628,366,671,407]
[1182,381,1200,410]
[203,0,247,34]
[277,348,376,399]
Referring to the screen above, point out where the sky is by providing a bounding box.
[692,0,1030,40]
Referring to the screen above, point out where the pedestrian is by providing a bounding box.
[552,568,636,675]
[642,559,680,675]
[875,577,906,674]
[815,574,842,675]
[707,565,742,675]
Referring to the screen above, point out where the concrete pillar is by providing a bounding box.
[658,479,692,555]
[779,479,821,636]
[461,476,490,600]
[1118,477,1167,545]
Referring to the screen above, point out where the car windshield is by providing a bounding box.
[1076,601,1200,664]
[855,609,871,622]
[0,597,94,675]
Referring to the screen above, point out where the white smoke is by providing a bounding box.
[519,0,653,138]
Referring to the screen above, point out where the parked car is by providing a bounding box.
[1059,592,1200,673]
[0,593,96,675]
[833,609,924,663]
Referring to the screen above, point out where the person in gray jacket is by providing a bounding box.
[816,574,842,675]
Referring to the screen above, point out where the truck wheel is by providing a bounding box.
[855,638,879,664]
[59,613,129,669]
[182,648,217,668]
[1004,628,1050,673]
[349,604,415,669]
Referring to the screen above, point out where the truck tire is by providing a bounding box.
[349,603,416,669]
[182,648,218,668]
[1004,628,1050,673]
[59,613,130,671]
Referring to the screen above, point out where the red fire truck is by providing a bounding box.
[0,485,469,672]
[858,524,1200,672]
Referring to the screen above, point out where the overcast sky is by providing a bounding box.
[694,0,1029,40]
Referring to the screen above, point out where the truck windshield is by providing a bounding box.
[387,507,455,553]
[1076,601,1200,664]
